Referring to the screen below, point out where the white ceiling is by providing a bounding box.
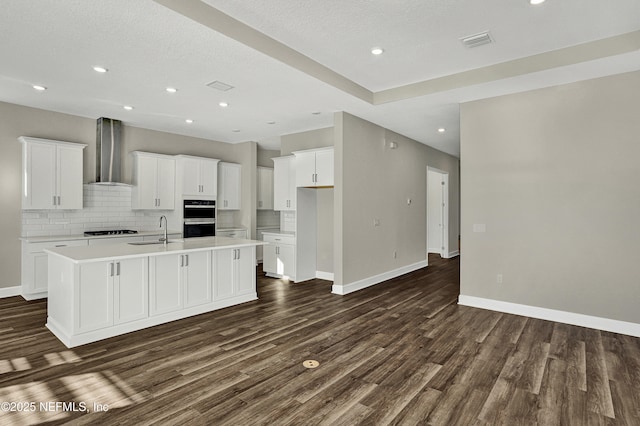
[1,0,639,157]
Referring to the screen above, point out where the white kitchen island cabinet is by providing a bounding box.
[46,236,264,348]
[150,250,212,315]
[77,257,148,333]
[214,246,255,300]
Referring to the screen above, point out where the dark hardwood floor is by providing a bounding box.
[1,254,640,425]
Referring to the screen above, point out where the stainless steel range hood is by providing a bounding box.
[93,117,129,185]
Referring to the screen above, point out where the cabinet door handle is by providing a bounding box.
[116,262,120,276]
[236,249,240,260]
[185,254,189,267]
[109,262,114,277]
[180,255,184,267]
[53,195,57,206]
[57,196,61,205]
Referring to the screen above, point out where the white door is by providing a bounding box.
[315,149,334,186]
[27,142,57,209]
[150,254,182,315]
[183,251,212,307]
[295,151,316,187]
[77,261,113,333]
[279,244,295,278]
[200,160,218,197]
[56,145,84,209]
[137,155,159,209]
[214,249,235,300]
[114,257,148,324]
[156,157,175,209]
[235,247,255,295]
[263,243,277,274]
[427,168,449,258]
[182,157,201,196]
[273,157,292,210]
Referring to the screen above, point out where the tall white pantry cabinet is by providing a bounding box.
[20,136,87,210]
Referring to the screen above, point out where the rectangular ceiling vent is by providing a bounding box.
[206,80,234,91]
[460,31,493,48]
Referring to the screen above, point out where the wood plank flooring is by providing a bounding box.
[1,254,640,425]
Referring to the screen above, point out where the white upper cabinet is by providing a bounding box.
[272,155,296,211]
[293,147,334,187]
[131,151,175,210]
[257,167,274,210]
[20,137,87,210]
[177,155,219,198]
[218,162,241,210]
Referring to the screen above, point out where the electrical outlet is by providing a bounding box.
[497,274,503,284]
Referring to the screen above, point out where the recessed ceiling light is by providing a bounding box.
[232,129,240,132]
[166,87,178,93]
[266,121,276,125]
[438,128,446,133]
[185,119,193,124]
[123,105,134,111]
[530,0,545,4]
[219,102,229,108]
[311,111,321,115]
[93,66,108,73]
[371,47,384,55]
[32,85,47,91]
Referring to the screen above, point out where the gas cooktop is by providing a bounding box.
[84,230,138,236]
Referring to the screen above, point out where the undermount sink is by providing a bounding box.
[128,239,184,245]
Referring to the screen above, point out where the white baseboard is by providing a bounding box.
[332,260,428,295]
[458,295,640,338]
[316,271,334,281]
[447,250,460,258]
[0,286,22,298]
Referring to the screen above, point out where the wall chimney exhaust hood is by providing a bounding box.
[92,117,130,186]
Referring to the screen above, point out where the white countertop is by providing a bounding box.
[217,226,247,231]
[20,230,182,244]
[45,236,266,264]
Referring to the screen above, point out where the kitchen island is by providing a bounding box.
[45,236,265,348]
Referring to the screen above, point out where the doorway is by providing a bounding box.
[427,167,449,259]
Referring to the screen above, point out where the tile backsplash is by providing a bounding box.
[21,185,164,237]
[281,211,296,232]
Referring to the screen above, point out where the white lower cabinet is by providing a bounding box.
[214,246,255,301]
[183,251,212,308]
[22,239,89,299]
[262,234,295,280]
[77,257,148,333]
[150,251,212,315]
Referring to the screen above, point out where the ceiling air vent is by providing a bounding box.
[206,80,234,91]
[460,31,493,48]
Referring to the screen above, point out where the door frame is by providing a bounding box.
[427,167,449,260]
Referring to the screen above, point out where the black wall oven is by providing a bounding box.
[183,200,216,238]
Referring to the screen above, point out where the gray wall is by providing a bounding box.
[460,70,640,324]
[257,148,280,168]
[334,112,460,286]
[280,127,333,156]
[0,101,254,289]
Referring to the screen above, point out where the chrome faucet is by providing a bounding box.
[159,215,168,244]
